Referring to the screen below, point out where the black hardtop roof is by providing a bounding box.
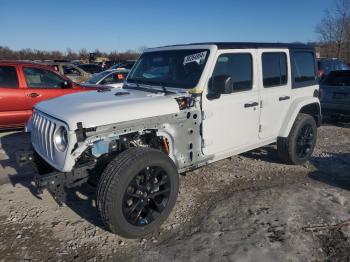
[157,42,314,50]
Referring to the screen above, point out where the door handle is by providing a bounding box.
[279,96,290,101]
[27,93,40,98]
[244,102,259,108]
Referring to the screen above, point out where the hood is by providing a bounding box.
[75,83,107,89]
[35,89,183,130]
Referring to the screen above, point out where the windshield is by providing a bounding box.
[86,71,111,84]
[127,49,209,89]
[322,71,350,86]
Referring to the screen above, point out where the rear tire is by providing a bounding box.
[277,113,317,165]
[97,147,179,238]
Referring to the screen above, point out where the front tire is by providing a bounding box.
[97,147,179,238]
[277,113,317,165]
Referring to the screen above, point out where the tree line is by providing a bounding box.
[0,46,140,62]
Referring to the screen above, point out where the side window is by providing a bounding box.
[0,66,19,88]
[212,53,253,92]
[101,72,126,84]
[293,52,316,85]
[63,65,81,76]
[24,67,65,88]
[262,52,287,87]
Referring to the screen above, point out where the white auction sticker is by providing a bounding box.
[183,51,207,65]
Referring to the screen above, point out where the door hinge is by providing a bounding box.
[202,111,206,120]
[259,124,262,132]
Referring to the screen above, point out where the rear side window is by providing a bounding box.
[293,52,316,84]
[212,53,253,92]
[0,66,19,88]
[63,65,81,76]
[262,52,288,87]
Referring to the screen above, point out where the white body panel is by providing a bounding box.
[201,49,260,155]
[257,49,292,140]
[35,89,181,130]
[105,83,124,88]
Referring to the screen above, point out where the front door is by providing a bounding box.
[21,66,72,109]
[202,50,260,155]
[258,50,291,139]
[0,65,29,128]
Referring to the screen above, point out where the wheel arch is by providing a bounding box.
[278,97,321,138]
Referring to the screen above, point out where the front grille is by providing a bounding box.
[31,111,56,161]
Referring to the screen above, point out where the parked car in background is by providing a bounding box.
[320,70,350,118]
[77,63,103,74]
[317,58,350,79]
[0,61,99,129]
[71,60,83,66]
[110,60,136,70]
[97,61,118,70]
[47,62,91,83]
[84,69,129,88]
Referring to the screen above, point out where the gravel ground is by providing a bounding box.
[0,121,349,262]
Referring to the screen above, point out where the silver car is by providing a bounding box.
[84,69,129,88]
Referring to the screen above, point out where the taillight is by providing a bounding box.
[318,69,325,79]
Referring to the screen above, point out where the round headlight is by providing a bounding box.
[54,126,68,152]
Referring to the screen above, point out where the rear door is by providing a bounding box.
[258,49,291,139]
[0,65,29,128]
[21,66,72,109]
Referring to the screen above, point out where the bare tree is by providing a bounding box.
[316,0,350,61]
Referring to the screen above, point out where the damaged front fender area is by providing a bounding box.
[71,108,202,173]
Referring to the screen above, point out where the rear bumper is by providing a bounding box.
[321,102,350,115]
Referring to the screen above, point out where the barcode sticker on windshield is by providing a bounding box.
[183,51,207,65]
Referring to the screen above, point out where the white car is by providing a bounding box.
[22,42,321,239]
[84,69,129,88]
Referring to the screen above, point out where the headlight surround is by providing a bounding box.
[54,126,68,152]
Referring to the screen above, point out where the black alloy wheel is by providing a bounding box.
[295,123,314,158]
[122,166,171,226]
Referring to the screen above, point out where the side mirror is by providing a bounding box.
[207,75,233,99]
[61,81,71,89]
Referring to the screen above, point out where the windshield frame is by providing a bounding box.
[126,49,210,90]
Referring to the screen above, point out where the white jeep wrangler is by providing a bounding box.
[24,42,321,238]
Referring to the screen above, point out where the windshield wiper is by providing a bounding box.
[159,81,171,95]
[127,78,174,94]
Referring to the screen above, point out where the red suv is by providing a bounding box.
[0,61,99,129]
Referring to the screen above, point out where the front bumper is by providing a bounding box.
[16,150,94,204]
